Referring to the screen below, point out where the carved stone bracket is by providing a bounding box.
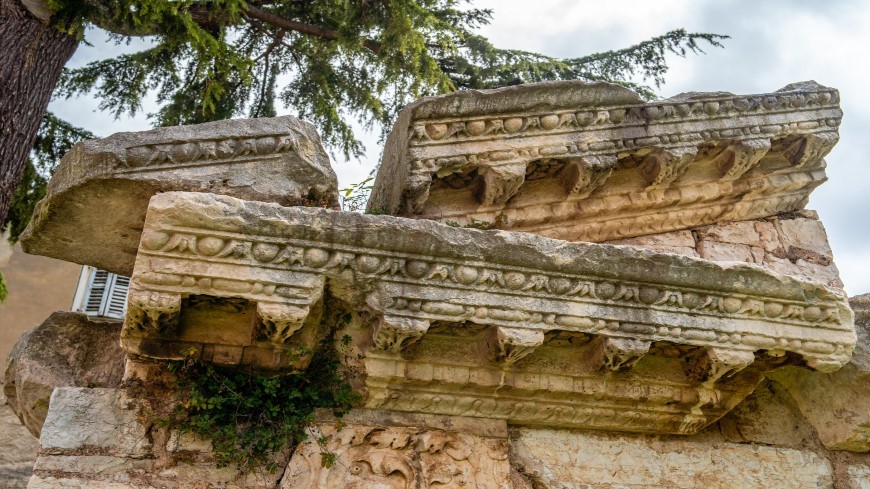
[715,139,772,180]
[589,336,652,372]
[786,132,839,168]
[559,155,616,198]
[372,315,431,352]
[256,303,313,346]
[476,162,527,206]
[639,148,697,189]
[126,289,181,335]
[495,327,545,366]
[684,348,757,384]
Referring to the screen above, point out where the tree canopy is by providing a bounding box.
[0,0,726,242]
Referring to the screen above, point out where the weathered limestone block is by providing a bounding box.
[847,464,870,488]
[769,293,870,452]
[607,230,700,257]
[609,210,843,289]
[20,116,339,276]
[40,388,151,458]
[125,191,855,434]
[509,427,836,488]
[717,379,817,448]
[4,312,125,437]
[368,80,841,243]
[0,385,38,488]
[29,387,284,488]
[282,410,511,488]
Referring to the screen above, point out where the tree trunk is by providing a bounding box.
[0,0,78,226]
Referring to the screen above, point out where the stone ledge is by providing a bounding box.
[20,115,338,276]
[369,80,841,243]
[122,192,855,434]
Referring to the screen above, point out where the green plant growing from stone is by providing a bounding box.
[339,177,374,212]
[162,333,358,472]
[0,272,8,303]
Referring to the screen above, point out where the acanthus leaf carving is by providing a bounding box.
[124,289,181,336]
[589,336,651,372]
[373,315,431,353]
[639,147,697,189]
[476,162,527,206]
[559,155,617,198]
[256,302,313,345]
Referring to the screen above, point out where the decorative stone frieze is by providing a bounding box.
[20,115,339,276]
[368,81,842,243]
[282,410,511,488]
[123,191,855,433]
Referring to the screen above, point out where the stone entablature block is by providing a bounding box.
[368,81,842,243]
[123,192,855,433]
[21,115,339,276]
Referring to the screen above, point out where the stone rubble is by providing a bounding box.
[4,312,125,437]
[10,80,870,488]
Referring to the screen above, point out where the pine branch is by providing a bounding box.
[244,4,381,54]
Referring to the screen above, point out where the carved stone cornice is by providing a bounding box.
[20,115,339,276]
[368,81,842,243]
[123,192,855,433]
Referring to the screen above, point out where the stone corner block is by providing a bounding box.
[39,388,151,458]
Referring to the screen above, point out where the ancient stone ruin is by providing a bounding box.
[6,82,869,487]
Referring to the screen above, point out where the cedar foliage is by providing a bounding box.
[2,0,726,241]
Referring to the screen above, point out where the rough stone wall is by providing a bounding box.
[26,382,870,488]
[28,387,286,489]
[511,379,870,489]
[607,210,842,289]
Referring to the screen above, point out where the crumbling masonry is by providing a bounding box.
[6,81,869,487]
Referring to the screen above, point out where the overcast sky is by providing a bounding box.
[50,0,870,294]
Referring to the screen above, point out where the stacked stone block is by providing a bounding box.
[7,81,869,488]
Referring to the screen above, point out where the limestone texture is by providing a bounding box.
[20,116,339,276]
[510,427,835,488]
[4,312,125,437]
[40,388,151,457]
[769,293,870,452]
[609,210,843,289]
[369,80,841,243]
[121,191,854,434]
[0,385,37,488]
[282,410,511,488]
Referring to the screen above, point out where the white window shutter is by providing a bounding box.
[73,266,130,318]
[104,274,130,319]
